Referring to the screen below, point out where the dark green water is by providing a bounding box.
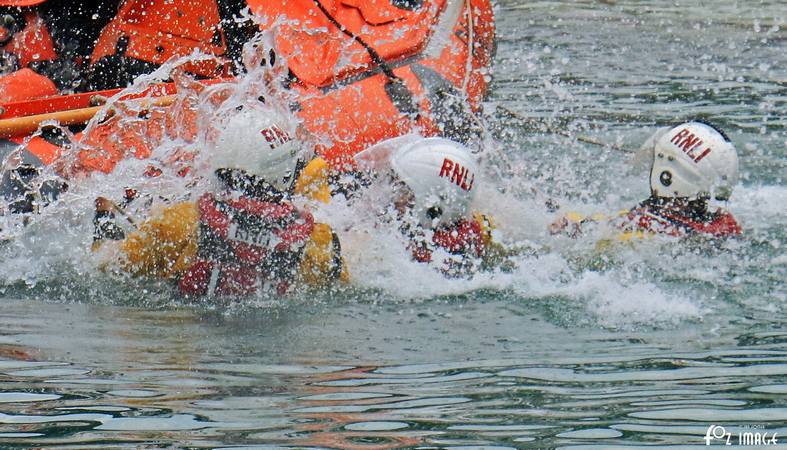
[0,0,785,448]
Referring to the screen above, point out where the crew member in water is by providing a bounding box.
[92,106,347,297]
[549,121,742,239]
[355,136,513,276]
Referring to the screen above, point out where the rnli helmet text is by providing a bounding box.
[439,158,475,191]
[670,128,712,163]
[260,125,290,148]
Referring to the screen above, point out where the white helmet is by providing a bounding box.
[211,107,302,192]
[389,137,479,228]
[649,121,738,201]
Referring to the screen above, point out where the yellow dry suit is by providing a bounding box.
[93,157,347,294]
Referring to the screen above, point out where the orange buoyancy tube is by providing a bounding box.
[10,135,64,165]
[249,0,494,101]
[271,0,496,166]
[64,0,494,176]
[248,0,432,87]
[0,134,66,194]
[0,67,57,103]
[68,78,230,176]
[89,0,228,78]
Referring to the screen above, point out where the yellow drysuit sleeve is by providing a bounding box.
[119,201,199,279]
[472,212,511,269]
[294,157,332,204]
[294,157,349,284]
[299,223,349,286]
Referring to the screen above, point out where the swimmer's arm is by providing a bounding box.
[299,223,349,287]
[548,211,616,236]
[294,156,372,203]
[473,213,540,271]
[93,202,198,278]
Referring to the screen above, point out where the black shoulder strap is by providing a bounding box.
[216,0,259,69]
[329,231,344,281]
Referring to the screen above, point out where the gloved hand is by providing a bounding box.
[93,196,127,242]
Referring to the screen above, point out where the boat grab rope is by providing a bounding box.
[311,0,421,118]
[311,0,399,81]
[461,0,474,93]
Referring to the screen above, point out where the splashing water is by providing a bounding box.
[0,1,784,448]
[0,14,781,330]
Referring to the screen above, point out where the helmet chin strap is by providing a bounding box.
[215,168,286,203]
[648,194,710,220]
[285,158,307,196]
[426,205,443,221]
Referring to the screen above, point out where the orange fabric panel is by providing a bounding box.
[340,0,408,25]
[296,68,431,168]
[417,0,495,111]
[250,0,441,87]
[91,0,226,73]
[0,68,58,104]
[5,11,57,68]
[90,16,126,63]
[119,0,222,42]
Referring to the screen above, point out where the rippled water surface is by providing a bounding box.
[0,0,785,448]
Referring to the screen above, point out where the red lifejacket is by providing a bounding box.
[411,218,485,263]
[624,205,742,238]
[178,192,315,297]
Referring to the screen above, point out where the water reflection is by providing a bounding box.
[1,296,786,447]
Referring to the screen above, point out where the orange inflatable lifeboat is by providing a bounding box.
[0,0,494,177]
